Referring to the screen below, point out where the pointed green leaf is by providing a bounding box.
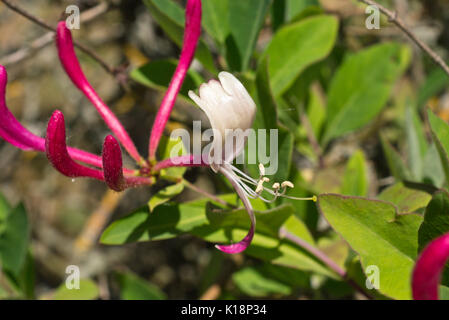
[0,204,29,275]
[378,182,431,213]
[323,43,411,145]
[265,15,338,96]
[317,194,423,299]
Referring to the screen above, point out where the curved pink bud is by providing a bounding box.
[412,232,449,300]
[102,135,153,191]
[46,110,104,180]
[152,154,208,172]
[216,164,255,254]
[102,135,127,191]
[0,65,106,168]
[56,22,143,164]
[148,0,202,159]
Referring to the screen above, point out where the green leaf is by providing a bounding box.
[148,183,185,212]
[232,267,291,297]
[380,134,412,181]
[0,204,29,275]
[378,182,431,213]
[53,279,99,300]
[0,193,10,236]
[116,272,166,300]
[226,0,271,71]
[264,15,338,96]
[202,0,229,45]
[418,68,449,109]
[143,0,217,73]
[428,109,449,186]
[341,150,368,196]
[418,191,449,251]
[317,194,423,299]
[323,43,411,145]
[405,108,427,180]
[130,60,203,102]
[101,199,334,278]
[423,144,445,187]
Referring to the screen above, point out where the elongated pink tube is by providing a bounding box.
[56,22,143,164]
[0,65,106,168]
[412,232,449,300]
[152,154,208,172]
[46,110,104,180]
[102,135,153,191]
[148,0,202,160]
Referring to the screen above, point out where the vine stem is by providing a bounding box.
[358,0,449,78]
[279,227,374,299]
[0,0,119,78]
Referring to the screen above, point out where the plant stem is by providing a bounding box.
[0,0,119,77]
[279,227,373,299]
[358,0,449,78]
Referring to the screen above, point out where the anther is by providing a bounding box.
[281,181,294,189]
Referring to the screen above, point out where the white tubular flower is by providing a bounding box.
[189,72,256,254]
[188,72,256,171]
[188,72,314,254]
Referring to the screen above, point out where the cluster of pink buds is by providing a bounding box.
[0,0,204,192]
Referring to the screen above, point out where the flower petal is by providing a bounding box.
[46,110,104,180]
[56,22,142,163]
[148,0,202,159]
[412,232,449,300]
[216,164,256,254]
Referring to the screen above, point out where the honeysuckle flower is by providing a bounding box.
[187,72,314,254]
[148,0,201,160]
[412,232,449,300]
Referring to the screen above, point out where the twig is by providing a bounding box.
[0,0,120,77]
[199,284,221,300]
[1,2,109,66]
[358,0,449,78]
[74,190,125,257]
[279,228,373,299]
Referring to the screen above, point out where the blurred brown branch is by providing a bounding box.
[74,189,125,257]
[358,0,449,78]
[0,1,127,82]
